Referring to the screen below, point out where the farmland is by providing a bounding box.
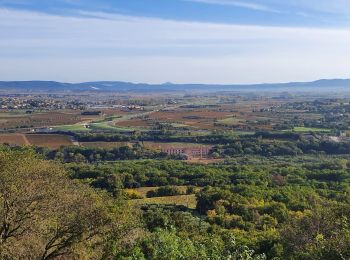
[0,133,74,149]
[0,110,101,130]
[0,96,299,137]
[0,134,29,146]
[53,124,91,132]
[25,134,74,149]
[292,126,332,132]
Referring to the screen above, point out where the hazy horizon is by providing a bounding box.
[2,77,350,86]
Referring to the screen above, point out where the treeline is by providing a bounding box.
[72,131,301,144]
[50,130,303,148]
[69,160,236,189]
[11,131,350,161]
[69,159,350,194]
[216,139,350,157]
[72,132,239,144]
[40,145,170,163]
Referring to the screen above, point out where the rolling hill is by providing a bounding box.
[1,79,350,93]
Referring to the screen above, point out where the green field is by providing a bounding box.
[292,127,331,133]
[89,122,134,132]
[53,122,134,132]
[217,116,239,126]
[53,124,91,132]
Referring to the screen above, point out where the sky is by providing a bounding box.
[1,0,350,84]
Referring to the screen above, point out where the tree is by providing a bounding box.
[281,204,350,260]
[0,149,136,259]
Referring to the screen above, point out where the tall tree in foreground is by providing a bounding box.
[0,149,136,259]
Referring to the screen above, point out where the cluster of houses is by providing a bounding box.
[88,105,143,111]
[0,97,86,110]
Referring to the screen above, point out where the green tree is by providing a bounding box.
[0,150,136,259]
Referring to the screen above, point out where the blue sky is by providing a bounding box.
[1,0,350,83]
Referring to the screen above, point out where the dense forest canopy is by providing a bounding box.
[2,146,350,259]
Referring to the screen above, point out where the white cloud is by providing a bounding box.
[1,8,350,83]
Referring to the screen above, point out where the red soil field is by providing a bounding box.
[149,110,231,121]
[0,111,102,130]
[25,134,73,149]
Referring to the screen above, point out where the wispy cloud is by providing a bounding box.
[252,0,350,16]
[1,8,350,83]
[184,0,350,20]
[184,0,279,12]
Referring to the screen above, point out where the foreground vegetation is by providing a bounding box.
[0,149,267,259]
[3,146,350,259]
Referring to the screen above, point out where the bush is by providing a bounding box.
[147,186,183,198]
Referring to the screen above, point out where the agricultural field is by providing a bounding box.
[0,110,102,130]
[25,134,74,149]
[292,126,332,132]
[148,109,233,130]
[0,134,29,146]
[0,133,74,149]
[53,110,157,133]
[89,122,135,132]
[117,119,149,128]
[216,116,240,126]
[53,124,91,132]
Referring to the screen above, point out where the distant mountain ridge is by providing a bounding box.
[0,79,350,93]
